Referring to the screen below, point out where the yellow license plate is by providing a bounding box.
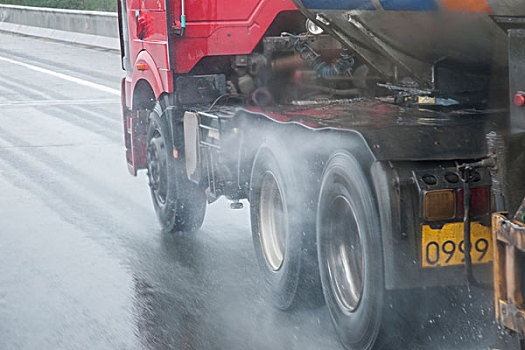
[421,222,493,268]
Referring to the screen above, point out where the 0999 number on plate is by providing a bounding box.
[421,222,492,268]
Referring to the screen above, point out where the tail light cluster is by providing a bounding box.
[415,167,491,222]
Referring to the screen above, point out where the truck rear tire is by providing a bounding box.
[317,151,412,350]
[317,151,382,349]
[250,141,319,310]
[146,100,206,233]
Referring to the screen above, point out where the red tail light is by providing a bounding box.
[457,186,490,218]
[514,93,525,107]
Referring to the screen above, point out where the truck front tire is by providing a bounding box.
[146,100,206,233]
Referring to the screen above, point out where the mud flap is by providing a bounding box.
[124,110,148,175]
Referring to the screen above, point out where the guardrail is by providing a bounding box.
[0,4,119,49]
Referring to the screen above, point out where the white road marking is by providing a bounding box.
[0,142,114,149]
[0,98,120,107]
[0,55,121,95]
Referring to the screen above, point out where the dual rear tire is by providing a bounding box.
[251,148,410,350]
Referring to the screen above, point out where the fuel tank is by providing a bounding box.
[293,0,525,87]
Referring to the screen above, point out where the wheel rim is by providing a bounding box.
[259,171,286,271]
[147,127,168,206]
[325,195,364,312]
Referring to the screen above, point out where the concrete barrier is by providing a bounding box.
[0,4,119,50]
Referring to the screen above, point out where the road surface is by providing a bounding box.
[0,32,517,349]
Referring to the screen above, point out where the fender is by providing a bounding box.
[130,50,170,110]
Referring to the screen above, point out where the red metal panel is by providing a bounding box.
[170,0,298,73]
[144,11,169,43]
[181,0,260,21]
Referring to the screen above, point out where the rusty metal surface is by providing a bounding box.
[497,300,525,335]
[494,213,525,252]
[492,212,525,336]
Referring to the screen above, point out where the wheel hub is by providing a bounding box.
[147,129,168,205]
[326,195,364,312]
[259,171,286,271]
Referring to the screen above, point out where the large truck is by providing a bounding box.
[118,0,525,348]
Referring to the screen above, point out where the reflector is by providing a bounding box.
[424,190,455,221]
[514,93,525,107]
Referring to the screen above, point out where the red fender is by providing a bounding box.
[129,50,172,109]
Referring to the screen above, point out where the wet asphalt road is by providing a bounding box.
[0,32,519,350]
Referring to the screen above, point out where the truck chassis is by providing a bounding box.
[117,0,525,348]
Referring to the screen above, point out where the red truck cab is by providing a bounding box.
[119,0,298,174]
